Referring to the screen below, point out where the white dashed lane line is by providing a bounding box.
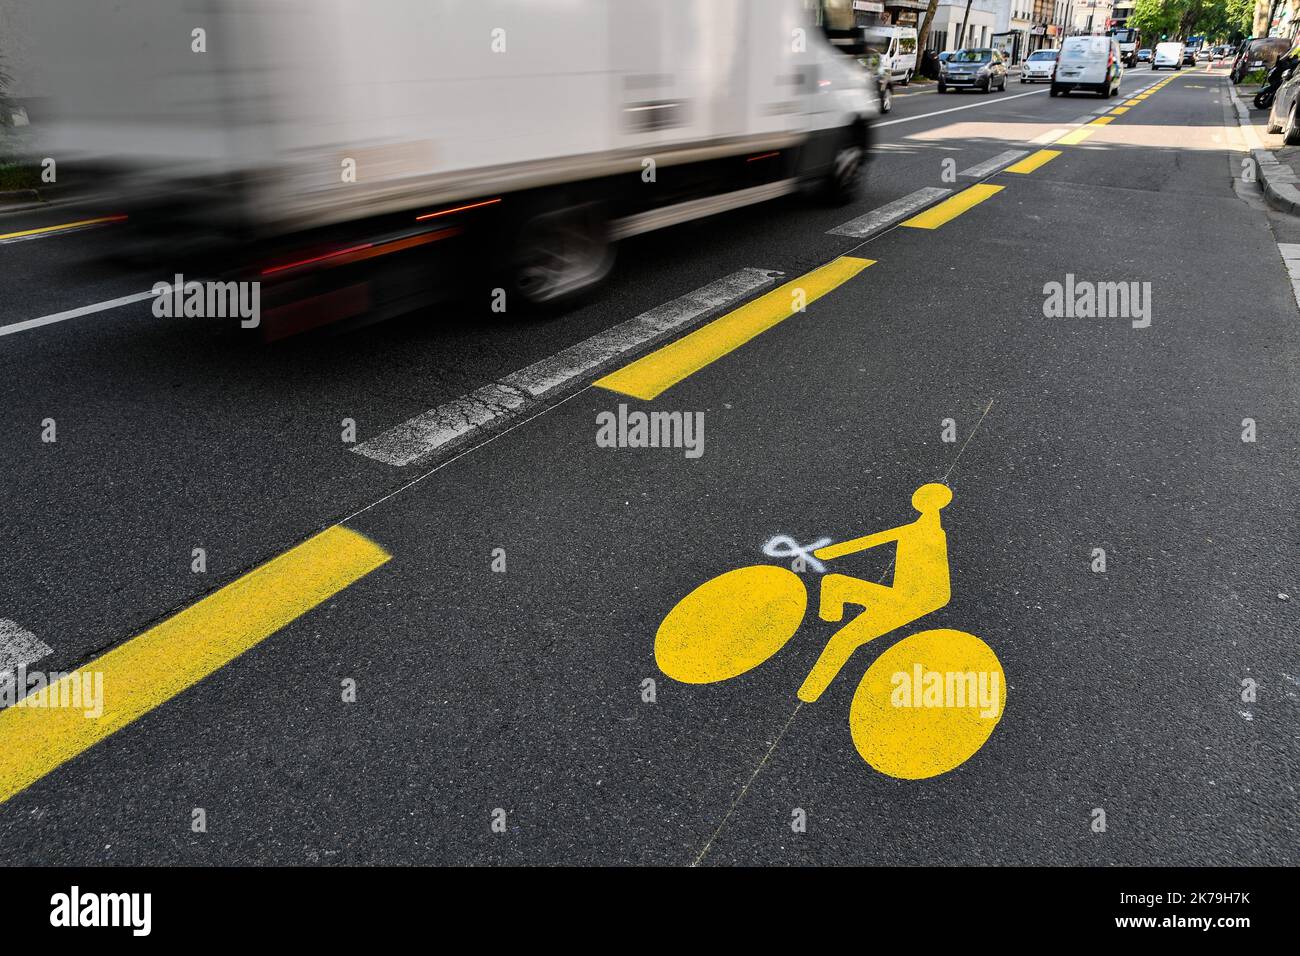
[826,187,953,238]
[958,150,1030,178]
[351,268,783,467]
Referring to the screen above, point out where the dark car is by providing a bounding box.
[1136,48,1152,63]
[938,48,1008,94]
[1233,37,1292,82]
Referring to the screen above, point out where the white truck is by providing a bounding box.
[26,0,876,330]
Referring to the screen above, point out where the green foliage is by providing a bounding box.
[1129,0,1253,43]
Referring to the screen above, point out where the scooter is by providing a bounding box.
[1254,55,1298,110]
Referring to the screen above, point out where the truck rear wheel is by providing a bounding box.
[502,200,615,311]
[822,134,865,206]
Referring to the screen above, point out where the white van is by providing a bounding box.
[862,26,918,85]
[1050,34,1123,97]
[1151,41,1184,70]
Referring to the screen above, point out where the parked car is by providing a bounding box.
[1182,45,1199,65]
[1196,48,1211,61]
[1136,48,1152,63]
[1233,37,1292,81]
[1020,49,1058,83]
[1265,44,1300,143]
[1152,41,1184,71]
[1050,35,1123,97]
[938,48,1009,93]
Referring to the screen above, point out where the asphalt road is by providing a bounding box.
[1,64,1297,865]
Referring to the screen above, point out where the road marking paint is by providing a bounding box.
[957,150,1029,178]
[1109,106,1130,114]
[1003,149,1061,174]
[1278,243,1300,310]
[0,215,126,245]
[827,187,952,237]
[0,620,52,685]
[1089,116,1115,125]
[353,269,782,465]
[874,87,1047,127]
[900,184,1003,230]
[1123,99,1141,105]
[1056,126,1097,145]
[1069,113,1097,125]
[594,257,872,401]
[0,289,161,338]
[0,526,390,805]
[1030,128,1069,144]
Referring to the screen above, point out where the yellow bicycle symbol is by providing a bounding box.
[655,483,1006,780]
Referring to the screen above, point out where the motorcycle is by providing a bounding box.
[1254,54,1298,110]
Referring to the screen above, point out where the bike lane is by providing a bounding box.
[1,73,1295,865]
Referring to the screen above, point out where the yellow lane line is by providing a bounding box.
[0,525,391,805]
[900,183,1004,230]
[594,256,873,400]
[1090,116,1115,126]
[0,215,127,243]
[1123,99,1141,105]
[1056,127,1097,145]
[1109,106,1130,114]
[1004,149,1061,174]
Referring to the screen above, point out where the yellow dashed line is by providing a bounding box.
[0,525,391,805]
[1110,106,1130,115]
[900,184,1004,230]
[1056,127,1098,145]
[595,256,874,400]
[1004,149,1061,174]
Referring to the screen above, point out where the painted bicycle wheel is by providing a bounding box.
[848,628,1006,779]
[655,565,807,684]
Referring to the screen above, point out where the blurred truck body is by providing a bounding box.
[27,0,875,327]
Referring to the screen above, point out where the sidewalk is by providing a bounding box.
[1227,80,1300,215]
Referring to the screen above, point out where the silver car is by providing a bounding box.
[1020,49,1057,83]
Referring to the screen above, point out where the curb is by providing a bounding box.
[1226,82,1300,216]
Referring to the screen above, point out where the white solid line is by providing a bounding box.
[351,268,781,467]
[958,149,1030,177]
[874,87,1048,127]
[0,289,159,338]
[0,619,52,688]
[827,187,952,237]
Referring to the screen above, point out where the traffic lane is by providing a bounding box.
[0,351,969,864]
[0,71,1188,689]
[700,146,1299,864]
[2,130,1294,864]
[0,84,1102,678]
[0,215,155,325]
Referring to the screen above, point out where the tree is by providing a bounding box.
[916,0,943,66]
[1130,0,1190,39]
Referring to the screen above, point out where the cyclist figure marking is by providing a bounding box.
[798,483,953,702]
